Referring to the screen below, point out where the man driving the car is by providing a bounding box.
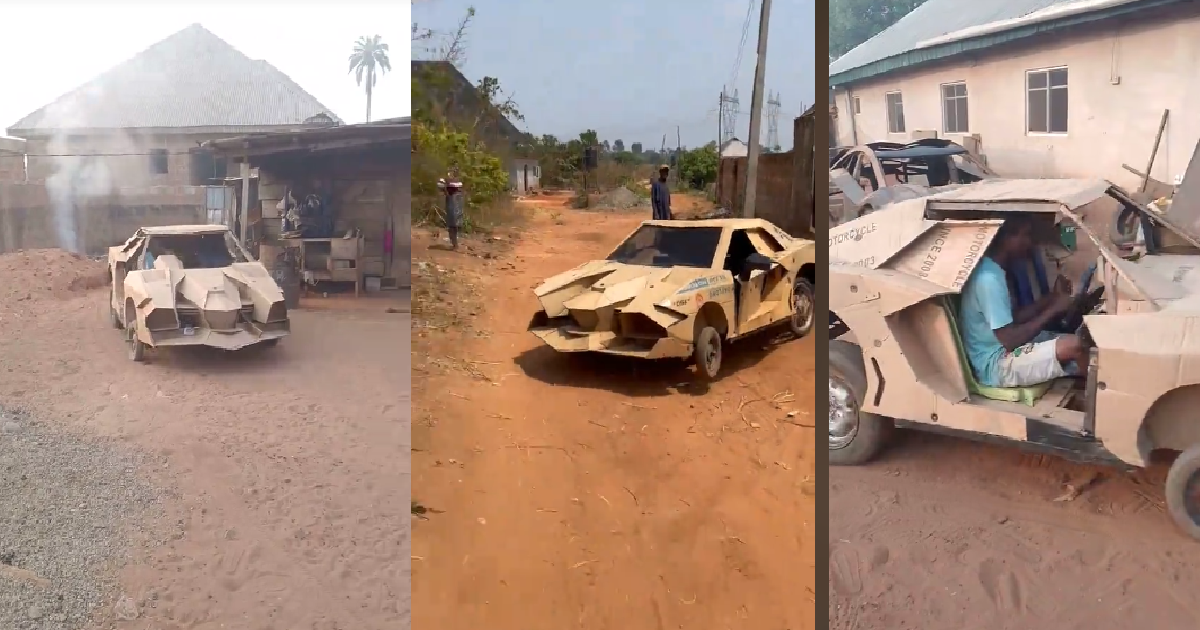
[960,215,1087,388]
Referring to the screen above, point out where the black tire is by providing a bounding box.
[1164,445,1200,542]
[829,340,893,466]
[693,325,723,380]
[790,277,815,338]
[126,320,146,363]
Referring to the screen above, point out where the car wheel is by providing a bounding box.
[110,290,124,329]
[829,340,893,466]
[693,325,723,380]
[1164,444,1200,542]
[789,277,815,338]
[126,320,146,363]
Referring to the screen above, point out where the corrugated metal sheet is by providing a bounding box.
[8,24,341,132]
[830,0,1182,86]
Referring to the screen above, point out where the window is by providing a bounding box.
[940,82,969,134]
[1027,67,1068,134]
[885,91,906,134]
[853,96,861,114]
[149,149,169,175]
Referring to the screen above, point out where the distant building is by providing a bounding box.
[6,24,339,186]
[720,138,749,158]
[829,0,1200,183]
[510,157,540,194]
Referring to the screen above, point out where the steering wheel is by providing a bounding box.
[1059,286,1105,332]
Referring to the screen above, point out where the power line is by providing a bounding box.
[727,0,758,89]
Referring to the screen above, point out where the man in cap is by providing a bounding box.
[437,170,465,250]
[650,164,672,221]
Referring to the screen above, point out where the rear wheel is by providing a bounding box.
[1165,445,1200,542]
[126,319,146,362]
[693,325,723,380]
[829,340,893,465]
[790,277,815,338]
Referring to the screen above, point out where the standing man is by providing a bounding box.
[437,170,465,250]
[650,164,672,220]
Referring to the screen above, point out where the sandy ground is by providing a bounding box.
[831,433,1200,629]
[411,195,816,630]
[0,250,411,629]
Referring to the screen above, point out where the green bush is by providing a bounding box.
[412,121,510,231]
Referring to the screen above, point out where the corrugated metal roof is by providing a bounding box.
[8,24,341,133]
[829,0,1177,85]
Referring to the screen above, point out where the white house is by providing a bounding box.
[720,138,749,158]
[830,0,1200,187]
[510,157,540,194]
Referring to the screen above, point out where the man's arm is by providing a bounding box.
[993,306,1064,352]
[1012,293,1055,325]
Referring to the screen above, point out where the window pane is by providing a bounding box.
[897,109,906,133]
[956,98,969,133]
[955,83,968,97]
[1049,68,1068,87]
[941,84,955,99]
[944,99,956,133]
[1028,89,1048,133]
[1027,71,1047,90]
[1049,87,1068,133]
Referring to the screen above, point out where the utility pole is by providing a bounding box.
[676,125,682,188]
[742,0,772,218]
[718,88,724,204]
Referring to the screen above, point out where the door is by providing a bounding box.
[734,229,790,333]
[523,164,529,193]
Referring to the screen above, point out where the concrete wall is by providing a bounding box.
[0,183,206,255]
[831,4,1200,188]
[14,131,237,187]
[717,113,816,238]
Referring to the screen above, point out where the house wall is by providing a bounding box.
[509,159,540,194]
[718,152,800,233]
[831,4,1200,187]
[0,183,206,255]
[15,131,244,187]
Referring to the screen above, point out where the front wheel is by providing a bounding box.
[790,277,815,338]
[829,340,893,466]
[693,325,723,380]
[1164,445,1200,542]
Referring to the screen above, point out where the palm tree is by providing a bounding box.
[349,35,392,122]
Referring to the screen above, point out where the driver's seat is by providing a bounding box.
[944,296,1052,407]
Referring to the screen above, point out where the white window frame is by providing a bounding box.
[939,81,970,135]
[884,91,905,135]
[1025,66,1069,136]
[853,96,861,114]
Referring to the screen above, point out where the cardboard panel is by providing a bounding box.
[884,221,1000,292]
[828,198,933,269]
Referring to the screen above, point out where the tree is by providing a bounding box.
[601,140,611,152]
[676,142,720,190]
[613,139,625,152]
[349,35,392,122]
[830,0,927,59]
[579,129,599,146]
[473,76,524,134]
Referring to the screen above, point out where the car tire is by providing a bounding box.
[1164,444,1200,542]
[829,340,893,466]
[789,277,815,338]
[110,289,124,329]
[126,320,146,363]
[693,325,723,380]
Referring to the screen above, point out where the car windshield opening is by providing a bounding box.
[607,226,721,268]
[146,233,247,269]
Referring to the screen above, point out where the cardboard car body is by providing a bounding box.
[108,225,290,354]
[828,177,1200,467]
[829,140,995,227]
[528,218,816,365]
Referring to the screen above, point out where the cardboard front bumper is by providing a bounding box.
[147,321,290,350]
[528,325,691,359]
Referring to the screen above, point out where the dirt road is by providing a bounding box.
[411,196,817,630]
[0,250,411,629]
[831,433,1200,629]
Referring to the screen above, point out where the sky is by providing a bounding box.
[0,2,411,133]
[412,0,816,150]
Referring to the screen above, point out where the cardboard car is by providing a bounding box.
[829,177,1200,541]
[528,218,816,379]
[829,139,995,227]
[108,225,290,361]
